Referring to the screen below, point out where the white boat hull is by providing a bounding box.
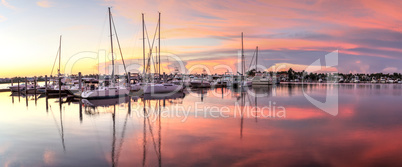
[143,84,183,94]
[81,87,129,99]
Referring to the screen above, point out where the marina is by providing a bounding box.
[1,0,402,166]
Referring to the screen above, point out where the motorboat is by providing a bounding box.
[143,83,183,94]
[190,78,211,88]
[251,73,272,86]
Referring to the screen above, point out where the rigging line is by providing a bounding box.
[248,48,256,70]
[166,57,172,73]
[115,112,130,165]
[150,21,159,55]
[60,106,66,152]
[144,24,152,54]
[49,105,62,137]
[146,102,160,158]
[96,11,109,75]
[50,47,60,76]
[152,48,157,75]
[144,21,159,58]
[111,14,128,75]
[50,105,65,150]
[144,24,152,74]
[97,11,109,51]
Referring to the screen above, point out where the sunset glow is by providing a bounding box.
[1,0,402,77]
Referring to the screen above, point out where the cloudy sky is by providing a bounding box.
[1,0,402,77]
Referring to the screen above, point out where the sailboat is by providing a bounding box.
[238,32,252,87]
[81,7,129,99]
[46,36,78,96]
[251,46,272,86]
[134,12,183,94]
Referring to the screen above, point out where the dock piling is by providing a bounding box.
[128,72,131,85]
[34,76,37,95]
[45,75,48,95]
[25,77,28,95]
[59,77,61,98]
[78,72,82,93]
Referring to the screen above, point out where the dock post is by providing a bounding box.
[128,72,131,85]
[128,98,131,115]
[25,77,28,94]
[163,72,166,83]
[11,77,13,86]
[45,75,48,95]
[79,99,83,123]
[59,77,61,98]
[17,80,20,95]
[34,76,37,95]
[78,72,82,96]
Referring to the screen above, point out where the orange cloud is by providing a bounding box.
[37,0,53,8]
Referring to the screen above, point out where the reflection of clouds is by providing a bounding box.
[43,150,55,165]
[2,85,402,166]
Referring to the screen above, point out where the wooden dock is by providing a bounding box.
[0,89,9,92]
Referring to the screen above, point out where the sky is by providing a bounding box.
[1,0,402,77]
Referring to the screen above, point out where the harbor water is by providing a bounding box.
[1,84,402,166]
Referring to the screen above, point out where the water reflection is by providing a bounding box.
[1,84,402,166]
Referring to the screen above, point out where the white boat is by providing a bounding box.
[387,79,394,83]
[221,73,233,87]
[318,79,323,83]
[143,83,183,94]
[380,77,386,83]
[130,83,144,91]
[82,96,130,107]
[81,86,129,99]
[371,79,377,83]
[251,73,272,85]
[190,78,211,88]
[9,84,32,92]
[353,76,360,83]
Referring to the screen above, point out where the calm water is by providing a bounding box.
[1,84,402,167]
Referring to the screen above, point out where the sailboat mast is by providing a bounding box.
[108,7,115,82]
[256,46,258,71]
[241,32,244,78]
[142,13,145,78]
[158,12,161,80]
[58,35,62,76]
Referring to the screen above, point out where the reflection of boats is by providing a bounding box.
[189,88,209,95]
[10,91,23,96]
[20,87,46,94]
[251,86,272,95]
[142,92,185,100]
[81,96,130,107]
